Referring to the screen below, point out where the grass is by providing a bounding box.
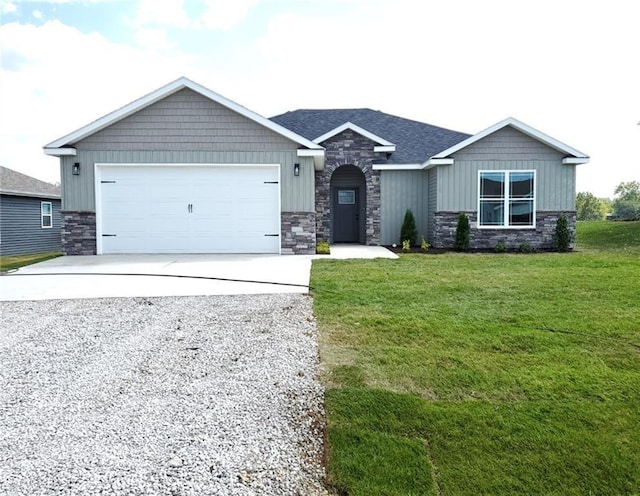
[0,252,62,272]
[312,221,640,495]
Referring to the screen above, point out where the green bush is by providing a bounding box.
[454,213,470,251]
[401,239,411,253]
[400,209,418,246]
[554,213,572,252]
[518,242,533,253]
[316,240,331,255]
[494,242,507,253]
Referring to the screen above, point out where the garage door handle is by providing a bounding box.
[102,234,117,237]
[264,234,280,237]
[187,203,193,213]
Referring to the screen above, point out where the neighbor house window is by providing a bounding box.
[41,201,53,228]
[478,171,535,228]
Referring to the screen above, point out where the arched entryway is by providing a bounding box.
[330,165,366,243]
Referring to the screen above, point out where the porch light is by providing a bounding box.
[293,163,300,176]
[73,162,80,175]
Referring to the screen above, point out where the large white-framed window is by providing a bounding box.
[41,201,53,228]
[478,170,536,228]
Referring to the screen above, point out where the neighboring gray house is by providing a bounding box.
[0,166,62,256]
[43,77,588,255]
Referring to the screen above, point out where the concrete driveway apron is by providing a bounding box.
[0,254,314,301]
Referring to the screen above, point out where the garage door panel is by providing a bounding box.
[98,165,280,254]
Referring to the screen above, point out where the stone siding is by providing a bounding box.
[61,211,97,255]
[315,129,382,245]
[281,211,316,254]
[432,211,576,250]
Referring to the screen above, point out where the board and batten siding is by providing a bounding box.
[0,195,61,256]
[437,126,576,212]
[62,88,315,213]
[427,167,437,242]
[380,170,429,245]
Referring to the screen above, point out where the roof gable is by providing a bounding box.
[433,117,589,163]
[44,77,323,156]
[271,109,471,164]
[314,122,395,152]
[0,166,60,198]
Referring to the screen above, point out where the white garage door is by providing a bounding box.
[96,165,280,254]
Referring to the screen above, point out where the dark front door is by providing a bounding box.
[333,188,360,242]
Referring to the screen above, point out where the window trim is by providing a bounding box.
[41,201,53,229]
[477,170,536,229]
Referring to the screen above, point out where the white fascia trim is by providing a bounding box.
[44,147,77,156]
[422,158,454,169]
[44,77,323,153]
[372,163,423,171]
[297,149,326,170]
[562,157,590,165]
[314,121,395,147]
[432,117,589,160]
[374,145,396,153]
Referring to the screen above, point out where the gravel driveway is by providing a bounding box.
[0,294,328,495]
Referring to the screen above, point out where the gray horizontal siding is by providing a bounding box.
[380,170,429,245]
[0,194,62,256]
[61,152,315,213]
[75,89,297,152]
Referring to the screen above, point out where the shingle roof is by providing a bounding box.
[270,109,471,163]
[0,166,60,198]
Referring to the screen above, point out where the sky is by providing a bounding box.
[0,0,638,198]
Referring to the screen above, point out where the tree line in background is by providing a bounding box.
[576,180,640,221]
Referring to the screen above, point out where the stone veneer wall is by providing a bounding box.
[281,211,316,254]
[315,130,381,245]
[61,211,97,255]
[432,211,576,250]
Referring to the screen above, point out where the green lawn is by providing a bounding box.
[311,221,640,495]
[0,252,62,272]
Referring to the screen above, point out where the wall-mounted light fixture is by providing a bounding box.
[293,163,300,177]
[72,162,80,175]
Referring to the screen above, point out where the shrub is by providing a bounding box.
[400,209,418,246]
[316,240,330,255]
[420,236,430,253]
[402,239,411,253]
[554,213,572,252]
[518,242,533,253]
[454,213,470,251]
[494,242,507,253]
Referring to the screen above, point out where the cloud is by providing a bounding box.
[32,8,42,18]
[2,1,17,13]
[198,0,259,30]
[133,0,190,28]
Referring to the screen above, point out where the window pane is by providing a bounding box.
[480,200,504,226]
[510,172,534,198]
[41,202,52,214]
[480,172,505,198]
[509,200,534,226]
[42,215,52,228]
[338,190,355,205]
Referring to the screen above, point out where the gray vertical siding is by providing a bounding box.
[437,126,575,212]
[63,87,315,213]
[380,170,429,245]
[0,194,62,256]
[427,168,437,242]
[61,152,315,213]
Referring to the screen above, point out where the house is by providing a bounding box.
[43,77,588,255]
[0,166,62,256]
